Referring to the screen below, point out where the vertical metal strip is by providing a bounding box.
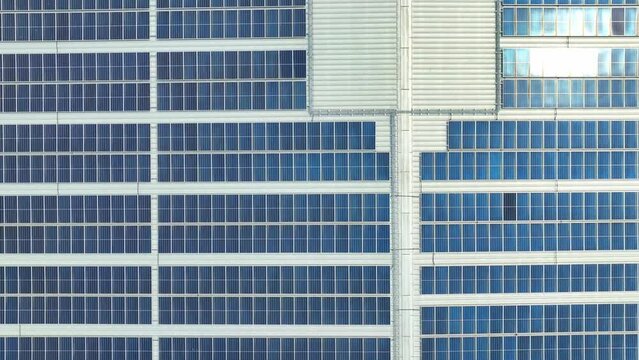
[149,0,158,113]
[149,0,157,40]
[393,0,404,353]
[149,52,158,112]
[394,0,413,355]
[148,2,160,360]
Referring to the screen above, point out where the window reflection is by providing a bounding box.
[503,49,623,77]
[502,48,639,108]
[503,6,638,37]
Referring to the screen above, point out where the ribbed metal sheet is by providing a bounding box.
[375,117,391,151]
[310,0,398,110]
[411,116,447,151]
[410,151,422,239]
[411,0,496,110]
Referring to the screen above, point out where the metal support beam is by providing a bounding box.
[393,0,415,355]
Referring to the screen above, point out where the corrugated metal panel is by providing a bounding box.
[411,0,496,110]
[310,0,398,110]
[375,117,391,151]
[411,116,447,151]
[410,149,422,253]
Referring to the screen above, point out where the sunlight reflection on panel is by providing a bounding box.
[528,49,599,77]
[502,48,639,78]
